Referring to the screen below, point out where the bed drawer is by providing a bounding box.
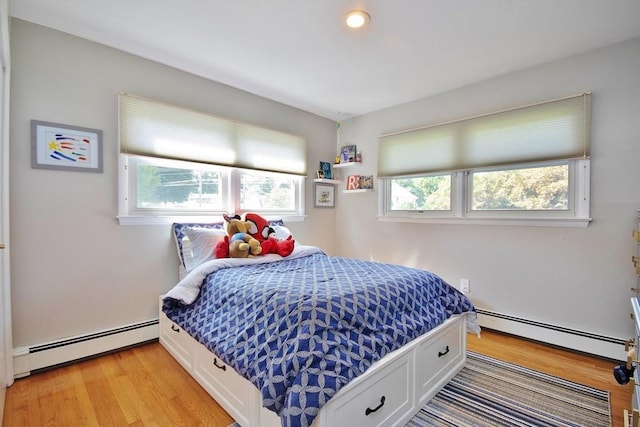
[415,317,464,405]
[194,343,258,427]
[158,313,194,371]
[323,352,414,427]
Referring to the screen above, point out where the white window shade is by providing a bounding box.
[378,93,591,177]
[119,93,306,175]
[236,123,306,174]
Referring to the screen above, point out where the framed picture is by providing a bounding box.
[340,145,357,164]
[316,170,325,179]
[31,120,103,173]
[319,161,332,179]
[359,175,374,189]
[314,183,335,208]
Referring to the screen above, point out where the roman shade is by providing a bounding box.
[378,93,591,177]
[119,93,307,175]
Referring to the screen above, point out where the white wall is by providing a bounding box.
[339,37,640,346]
[9,19,337,349]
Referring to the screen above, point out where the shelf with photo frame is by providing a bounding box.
[343,174,374,193]
[316,160,340,184]
[334,144,362,168]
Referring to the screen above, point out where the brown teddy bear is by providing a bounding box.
[214,214,262,258]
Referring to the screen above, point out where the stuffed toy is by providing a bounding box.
[214,214,263,258]
[243,212,295,257]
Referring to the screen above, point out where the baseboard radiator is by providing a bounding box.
[10,312,626,377]
[13,319,159,378]
[477,309,626,361]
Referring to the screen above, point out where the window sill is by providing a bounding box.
[377,215,592,228]
[117,214,306,226]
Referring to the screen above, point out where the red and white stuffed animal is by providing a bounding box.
[243,212,295,257]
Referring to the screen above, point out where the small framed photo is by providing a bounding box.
[359,175,374,189]
[319,161,332,179]
[316,170,325,179]
[314,183,335,208]
[340,145,357,164]
[31,120,103,173]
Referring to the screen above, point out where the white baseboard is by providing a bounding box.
[477,309,626,361]
[13,319,159,378]
[10,312,625,379]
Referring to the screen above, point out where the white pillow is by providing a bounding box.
[272,225,293,241]
[183,228,227,272]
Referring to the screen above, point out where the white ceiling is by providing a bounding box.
[9,0,640,120]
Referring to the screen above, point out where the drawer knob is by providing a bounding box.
[438,346,450,357]
[365,396,385,416]
[170,324,180,333]
[213,358,227,371]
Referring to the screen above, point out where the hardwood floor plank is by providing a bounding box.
[83,376,130,425]
[107,374,153,425]
[3,331,631,427]
[59,366,100,426]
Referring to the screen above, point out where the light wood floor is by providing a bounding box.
[3,329,632,426]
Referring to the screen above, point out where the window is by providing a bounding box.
[238,170,300,212]
[125,155,227,215]
[118,94,306,225]
[378,94,591,227]
[388,174,452,212]
[469,162,569,212]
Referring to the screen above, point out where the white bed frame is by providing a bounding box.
[159,297,467,427]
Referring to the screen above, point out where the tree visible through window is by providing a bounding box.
[386,162,574,217]
[471,164,568,211]
[390,175,451,210]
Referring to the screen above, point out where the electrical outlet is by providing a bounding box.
[460,278,470,293]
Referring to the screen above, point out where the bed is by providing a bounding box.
[160,222,479,427]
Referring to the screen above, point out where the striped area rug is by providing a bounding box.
[407,351,611,427]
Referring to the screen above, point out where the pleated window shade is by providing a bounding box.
[119,93,307,175]
[378,93,591,177]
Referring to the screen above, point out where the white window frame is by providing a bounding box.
[380,172,459,218]
[235,168,305,214]
[117,154,306,226]
[378,159,591,227]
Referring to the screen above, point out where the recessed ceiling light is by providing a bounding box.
[345,10,370,29]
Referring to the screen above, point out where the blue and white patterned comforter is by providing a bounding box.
[163,245,478,427]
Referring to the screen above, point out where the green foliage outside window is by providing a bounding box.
[390,164,569,212]
[392,176,451,210]
[471,165,568,210]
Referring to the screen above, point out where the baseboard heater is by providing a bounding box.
[13,319,159,378]
[477,309,626,361]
